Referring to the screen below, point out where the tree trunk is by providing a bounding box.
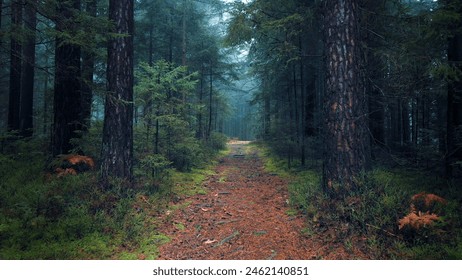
[207,63,213,140]
[100,0,134,183]
[402,98,411,146]
[264,90,271,138]
[446,31,462,177]
[322,0,370,194]
[52,0,82,156]
[19,0,37,137]
[42,56,50,136]
[0,0,3,48]
[8,0,22,132]
[196,65,204,139]
[81,0,97,130]
[182,0,187,66]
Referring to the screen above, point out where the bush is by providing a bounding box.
[208,132,228,151]
[170,137,204,171]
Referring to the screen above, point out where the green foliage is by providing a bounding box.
[208,132,228,151]
[134,60,225,173]
[224,2,254,46]
[134,60,202,171]
[287,170,321,212]
[138,154,172,179]
[0,139,163,259]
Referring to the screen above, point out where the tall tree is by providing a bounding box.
[322,0,370,193]
[8,0,22,132]
[19,0,38,137]
[100,0,134,183]
[445,0,462,177]
[0,0,3,47]
[52,0,82,156]
[81,0,98,130]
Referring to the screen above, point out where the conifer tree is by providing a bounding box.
[322,0,370,193]
[100,0,135,183]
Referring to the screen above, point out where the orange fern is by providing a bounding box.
[63,155,95,169]
[398,211,441,230]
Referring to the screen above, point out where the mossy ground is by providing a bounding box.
[0,140,222,260]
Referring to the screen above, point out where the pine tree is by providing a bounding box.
[322,0,370,193]
[8,0,22,132]
[100,0,135,183]
[52,0,83,156]
[19,0,38,137]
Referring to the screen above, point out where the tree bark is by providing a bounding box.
[0,0,3,48]
[196,65,204,139]
[81,0,97,130]
[19,0,37,137]
[182,0,187,66]
[446,31,462,177]
[52,0,82,156]
[322,0,370,194]
[8,0,22,132]
[100,0,134,183]
[207,63,213,140]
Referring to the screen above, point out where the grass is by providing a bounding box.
[256,142,462,259]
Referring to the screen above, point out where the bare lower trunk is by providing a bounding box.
[100,0,134,183]
[322,0,370,194]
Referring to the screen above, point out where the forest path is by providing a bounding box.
[157,141,367,259]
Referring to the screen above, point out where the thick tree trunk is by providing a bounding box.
[19,0,37,137]
[100,0,134,183]
[8,1,22,132]
[322,0,370,194]
[52,0,82,156]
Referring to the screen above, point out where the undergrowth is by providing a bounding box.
[0,136,225,259]
[257,142,462,260]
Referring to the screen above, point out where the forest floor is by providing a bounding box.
[157,141,370,260]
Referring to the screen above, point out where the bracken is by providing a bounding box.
[398,211,441,230]
[63,155,95,169]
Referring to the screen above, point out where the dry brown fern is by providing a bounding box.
[411,192,446,208]
[398,211,441,230]
[63,154,95,169]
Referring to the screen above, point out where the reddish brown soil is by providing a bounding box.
[158,142,369,260]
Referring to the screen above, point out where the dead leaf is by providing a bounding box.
[203,239,217,244]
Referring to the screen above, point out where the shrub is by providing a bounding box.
[208,132,228,151]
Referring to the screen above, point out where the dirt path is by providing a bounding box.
[158,141,368,260]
